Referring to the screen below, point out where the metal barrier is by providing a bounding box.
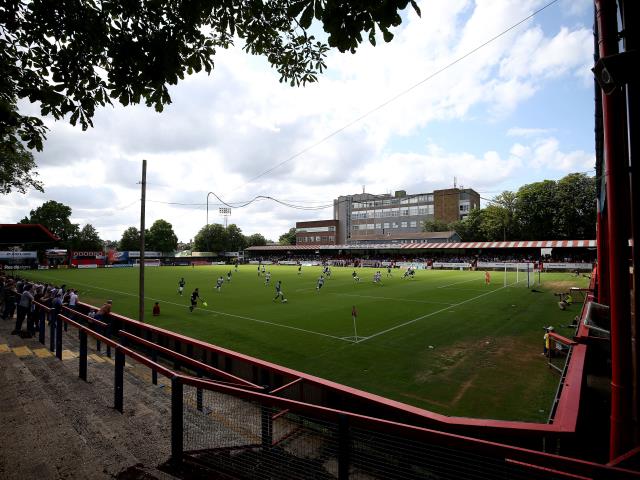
[66,301,585,449]
[176,376,638,480]
[29,304,637,479]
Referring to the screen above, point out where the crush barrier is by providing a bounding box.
[50,313,640,479]
[24,301,635,479]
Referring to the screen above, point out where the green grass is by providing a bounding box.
[20,265,588,422]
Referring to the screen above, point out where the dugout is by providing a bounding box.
[0,224,59,270]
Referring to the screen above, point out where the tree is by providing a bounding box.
[0,135,44,194]
[450,208,485,242]
[1,1,420,188]
[246,233,267,247]
[422,219,450,232]
[515,180,559,240]
[555,173,596,239]
[104,239,119,250]
[19,200,79,246]
[279,227,297,245]
[119,227,141,251]
[71,224,103,251]
[226,224,247,251]
[146,219,178,252]
[194,224,228,252]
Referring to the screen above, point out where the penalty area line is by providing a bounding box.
[437,276,484,288]
[36,275,352,343]
[334,293,454,306]
[358,284,510,344]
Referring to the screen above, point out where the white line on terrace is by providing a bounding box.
[33,274,351,342]
[356,284,510,344]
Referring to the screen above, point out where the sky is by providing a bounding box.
[2,0,596,244]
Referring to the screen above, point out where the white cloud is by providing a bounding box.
[507,127,553,137]
[3,0,595,242]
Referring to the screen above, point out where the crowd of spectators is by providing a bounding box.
[0,272,80,338]
[246,250,595,267]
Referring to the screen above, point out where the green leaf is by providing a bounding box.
[287,0,308,18]
[300,4,314,29]
[410,0,422,17]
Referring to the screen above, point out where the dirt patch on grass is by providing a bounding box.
[543,280,583,292]
[413,336,543,406]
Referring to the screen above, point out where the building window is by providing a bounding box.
[409,206,419,216]
[383,222,390,228]
[426,194,434,202]
[375,223,382,229]
[352,225,359,231]
[392,222,399,228]
[400,198,409,205]
[400,208,409,216]
[401,221,408,228]
[410,221,417,227]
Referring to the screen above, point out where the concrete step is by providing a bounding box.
[0,318,177,479]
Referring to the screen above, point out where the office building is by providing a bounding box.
[333,188,479,244]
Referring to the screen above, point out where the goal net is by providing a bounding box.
[502,262,536,288]
[134,259,161,267]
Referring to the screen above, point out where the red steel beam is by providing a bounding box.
[595,0,634,459]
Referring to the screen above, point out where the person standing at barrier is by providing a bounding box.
[49,290,63,331]
[543,326,554,357]
[94,300,112,321]
[2,278,16,320]
[95,300,113,336]
[68,289,78,311]
[12,284,34,336]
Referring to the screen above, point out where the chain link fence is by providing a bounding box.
[180,382,586,480]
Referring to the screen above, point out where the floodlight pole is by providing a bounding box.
[220,207,231,228]
[139,159,147,323]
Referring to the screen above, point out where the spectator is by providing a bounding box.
[152,302,160,316]
[12,284,34,336]
[2,279,17,320]
[94,300,112,321]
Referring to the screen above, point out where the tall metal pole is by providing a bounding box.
[206,192,214,225]
[139,160,147,323]
[620,0,640,446]
[595,0,633,459]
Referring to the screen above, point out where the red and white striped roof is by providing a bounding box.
[246,240,597,251]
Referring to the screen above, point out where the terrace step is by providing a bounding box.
[0,318,177,479]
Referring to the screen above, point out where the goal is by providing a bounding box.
[502,262,536,288]
[134,259,161,267]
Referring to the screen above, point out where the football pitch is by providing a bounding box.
[20,265,589,422]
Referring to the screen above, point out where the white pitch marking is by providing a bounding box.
[334,293,454,306]
[358,284,510,344]
[437,276,484,288]
[33,275,351,343]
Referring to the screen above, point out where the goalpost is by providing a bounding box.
[134,259,161,267]
[502,262,536,288]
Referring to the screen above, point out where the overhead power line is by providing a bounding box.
[241,0,561,187]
